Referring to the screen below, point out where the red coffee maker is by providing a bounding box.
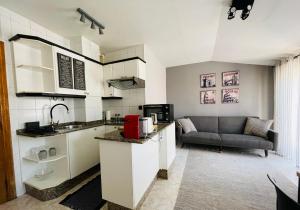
[124,115,140,139]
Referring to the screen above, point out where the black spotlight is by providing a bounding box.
[80,14,86,23]
[228,0,254,20]
[228,6,236,20]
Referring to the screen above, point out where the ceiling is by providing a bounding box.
[0,0,299,67]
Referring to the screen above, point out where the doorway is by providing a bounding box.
[0,41,16,203]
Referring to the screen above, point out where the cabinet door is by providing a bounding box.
[53,46,86,95]
[159,122,176,170]
[112,62,125,79]
[124,60,146,80]
[85,60,103,96]
[68,127,102,178]
[103,65,113,80]
[124,60,138,78]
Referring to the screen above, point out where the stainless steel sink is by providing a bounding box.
[56,124,83,130]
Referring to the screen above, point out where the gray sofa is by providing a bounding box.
[177,116,278,157]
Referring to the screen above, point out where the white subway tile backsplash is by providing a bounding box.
[17,109,37,128]
[36,107,51,126]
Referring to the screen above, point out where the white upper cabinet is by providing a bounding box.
[85,60,103,97]
[124,59,146,80]
[52,46,86,95]
[103,59,146,80]
[103,65,122,97]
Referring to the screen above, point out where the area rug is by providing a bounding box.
[174,148,297,210]
[60,175,106,210]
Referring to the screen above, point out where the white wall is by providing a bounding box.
[0,6,101,196]
[167,61,274,119]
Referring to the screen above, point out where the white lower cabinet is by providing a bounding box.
[68,126,105,178]
[159,122,176,170]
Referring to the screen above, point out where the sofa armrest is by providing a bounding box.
[175,122,184,141]
[267,129,278,151]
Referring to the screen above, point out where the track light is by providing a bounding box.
[91,21,96,29]
[99,28,103,35]
[227,0,254,20]
[228,7,236,20]
[80,14,85,23]
[77,8,105,35]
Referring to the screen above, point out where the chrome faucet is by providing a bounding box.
[50,103,69,126]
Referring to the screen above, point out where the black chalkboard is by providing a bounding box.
[73,58,86,90]
[57,53,73,89]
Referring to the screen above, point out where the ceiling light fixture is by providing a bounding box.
[77,8,105,35]
[99,28,103,35]
[227,0,255,20]
[80,14,86,23]
[91,21,96,29]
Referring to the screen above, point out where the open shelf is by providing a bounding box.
[24,174,68,190]
[23,154,67,164]
[17,64,54,72]
[16,92,86,98]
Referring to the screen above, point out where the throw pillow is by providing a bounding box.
[177,118,197,133]
[244,117,273,138]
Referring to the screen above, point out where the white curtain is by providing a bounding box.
[274,57,300,166]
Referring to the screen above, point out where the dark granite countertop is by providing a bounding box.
[16,120,124,138]
[94,123,172,144]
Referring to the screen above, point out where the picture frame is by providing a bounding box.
[200,73,216,88]
[222,71,239,87]
[221,88,239,104]
[200,90,216,104]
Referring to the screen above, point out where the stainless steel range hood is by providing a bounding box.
[107,77,145,90]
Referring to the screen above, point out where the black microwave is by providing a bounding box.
[143,104,174,123]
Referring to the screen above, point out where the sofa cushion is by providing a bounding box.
[186,116,218,133]
[244,117,273,139]
[218,116,249,134]
[181,131,221,146]
[177,118,197,133]
[220,134,273,150]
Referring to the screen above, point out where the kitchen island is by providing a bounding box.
[95,122,176,210]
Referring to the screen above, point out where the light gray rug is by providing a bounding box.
[174,148,297,210]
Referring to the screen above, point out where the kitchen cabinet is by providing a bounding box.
[12,39,56,93]
[85,60,103,96]
[104,59,146,81]
[103,65,122,97]
[68,126,104,178]
[53,46,86,96]
[124,59,146,80]
[99,133,159,209]
[159,122,176,170]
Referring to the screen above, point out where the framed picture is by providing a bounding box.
[221,88,239,104]
[200,90,216,104]
[222,71,239,86]
[200,73,216,88]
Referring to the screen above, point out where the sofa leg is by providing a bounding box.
[181,143,185,148]
[264,150,268,157]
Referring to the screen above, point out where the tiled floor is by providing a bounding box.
[0,147,298,210]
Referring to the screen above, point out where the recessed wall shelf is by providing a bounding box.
[17,65,54,72]
[23,154,67,164]
[101,97,123,100]
[16,92,86,99]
